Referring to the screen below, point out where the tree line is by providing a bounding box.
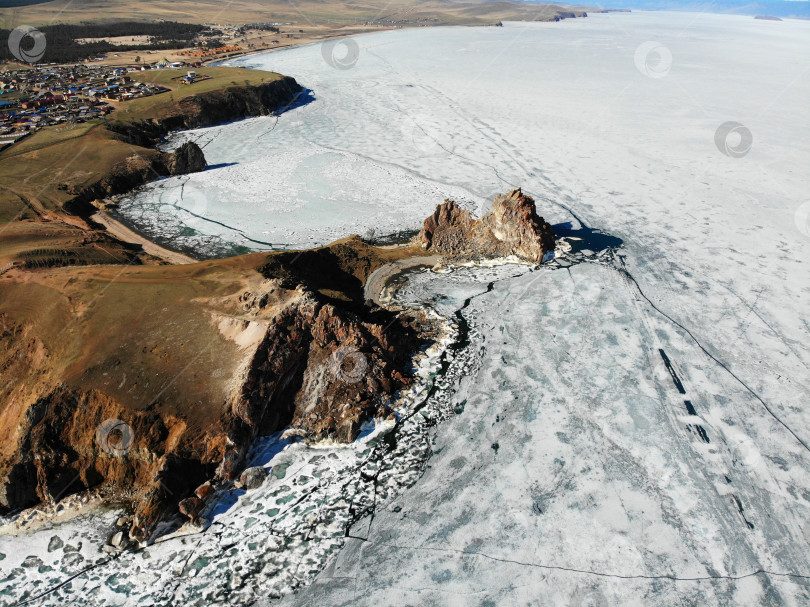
[0,21,209,64]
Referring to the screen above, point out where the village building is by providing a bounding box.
[0,63,170,149]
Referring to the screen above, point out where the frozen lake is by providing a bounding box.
[116,11,809,259]
[4,10,810,606]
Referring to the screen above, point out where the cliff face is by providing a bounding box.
[219,290,419,485]
[62,142,207,215]
[0,238,424,541]
[136,284,421,536]
[418,188,556,262]
[0,383,223,529]
[0,189,551,542]
[107,77,304,148]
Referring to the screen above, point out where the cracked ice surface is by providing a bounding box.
[113,139,481,257]
[248,11,809,607]
[273,256,810,606]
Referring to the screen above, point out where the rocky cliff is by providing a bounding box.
[134,281,423,536]
[62,142,207,215]
[418,188,556,262]
[0,237,425,542]
[106,77,304,148]
[0,189,554,543]
[64,77,302,216]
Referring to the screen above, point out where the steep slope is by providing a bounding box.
[0,240,426,540]
[0,191,555,542]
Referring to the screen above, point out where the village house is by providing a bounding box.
[0,63,169,150]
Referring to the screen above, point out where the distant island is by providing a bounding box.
[755,15,783,21]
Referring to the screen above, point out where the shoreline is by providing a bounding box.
[207,14,594,68]
[364,255,442,306]
[91,210,198,265]
[48,18,584,267]
[205,25,409,67]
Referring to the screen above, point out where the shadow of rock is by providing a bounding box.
[274,87,316,115]
[553,221,623,253]
[206,162,239,170]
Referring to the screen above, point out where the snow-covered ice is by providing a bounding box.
[3,10,810,606]
[276,253,810,605]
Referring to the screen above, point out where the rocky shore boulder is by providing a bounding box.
[418,188,556,262]
[178,496,205,521]
[165,142,207,176]
[236,467,267,490]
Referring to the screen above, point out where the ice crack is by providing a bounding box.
[372,543,810,584]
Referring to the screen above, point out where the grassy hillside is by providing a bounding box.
[0,0,585,27]
[120,67,282,121]
[0,67,283,224]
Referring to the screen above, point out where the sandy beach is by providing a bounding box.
[91,210,198,264]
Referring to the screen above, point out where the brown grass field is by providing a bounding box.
[0,0,583,28]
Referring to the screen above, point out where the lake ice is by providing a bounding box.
[4,11,810,606]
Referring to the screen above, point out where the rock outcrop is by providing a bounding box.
[213,289,420,493]
[0,237,425,541]
[0,189,548,542]
[165,142,207,176]
[418,188,556,262]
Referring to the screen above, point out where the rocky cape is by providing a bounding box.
[0,239,427,542]
[418,188,556,263]
[1,185,555,542]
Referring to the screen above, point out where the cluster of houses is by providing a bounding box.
[0,63,181,151]
[177,45,242,59]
